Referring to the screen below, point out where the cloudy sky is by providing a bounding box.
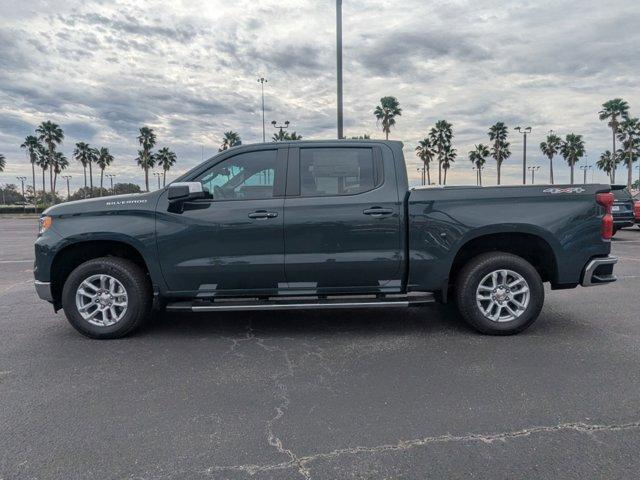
[1,0,639,192]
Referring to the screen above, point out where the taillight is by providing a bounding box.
[596,192,614,240]
[634,201,640,220]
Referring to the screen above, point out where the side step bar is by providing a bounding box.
[166,293,435,313]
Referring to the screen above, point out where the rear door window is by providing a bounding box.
[299,147,381,197]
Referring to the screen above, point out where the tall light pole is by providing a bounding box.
[257,77,268,142]
[271,120,290,140]
[336,0,344,139]
[527,166,540,184]
[16,176,27,203]
[153,172,162,190]
[515,126,532,185]
[106,174,116,194]
[62,175,72,201]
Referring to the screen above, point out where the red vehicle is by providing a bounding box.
[634,192,640,227]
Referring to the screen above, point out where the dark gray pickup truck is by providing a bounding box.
[34,140,618,338]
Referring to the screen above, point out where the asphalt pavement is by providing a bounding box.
[1,217,639,479]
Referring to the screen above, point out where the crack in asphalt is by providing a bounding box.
[220,322,311,479]
[206,420,640,478]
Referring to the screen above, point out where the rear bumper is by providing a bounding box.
[581,256,617,287]
[34,280,53,302]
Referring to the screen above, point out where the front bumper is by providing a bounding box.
[35,280,53,302]
[581,256,617,287]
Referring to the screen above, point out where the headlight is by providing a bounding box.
[39,216,52,234]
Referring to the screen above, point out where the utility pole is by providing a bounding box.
[515,126,532,185]
[527,166,540,184]
[336,0,344,139]
[62,175,72,201]
[257,77,268,142]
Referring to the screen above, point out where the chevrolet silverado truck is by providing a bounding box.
[34,140,618,339]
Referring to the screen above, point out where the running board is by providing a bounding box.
[166,293,435,312]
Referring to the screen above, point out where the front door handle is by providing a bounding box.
[363,207,394,216]
[248,210,278,219]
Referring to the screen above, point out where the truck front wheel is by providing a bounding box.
[61,257,152,339]
[454,252,544,335]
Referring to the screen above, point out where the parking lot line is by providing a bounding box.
[0,260,32,263]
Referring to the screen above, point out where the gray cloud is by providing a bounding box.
[1,0,639,192]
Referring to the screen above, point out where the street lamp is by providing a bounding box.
[271,120,290,140]
[106,174,116,194]
[257,77,268,142]
[153,172,162,190]
[527,166,540,184]
[579,165,592,185]
[515,126,532,185]
[336,0,344,139]
[16,176,27,204]
[62,175,72,201]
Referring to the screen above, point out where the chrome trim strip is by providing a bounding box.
[581,256,618,287]
[34,280,53,302]
[167,298,434,312]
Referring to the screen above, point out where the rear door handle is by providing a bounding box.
[248,210,278,219]
[363,207,394,216]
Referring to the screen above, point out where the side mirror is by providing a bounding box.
[167,182,207,203]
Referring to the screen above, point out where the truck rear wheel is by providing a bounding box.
[61,257,152,339]
[454,252,544,335]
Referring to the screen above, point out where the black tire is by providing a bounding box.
[61,257,152,339]
[454,252,544,335]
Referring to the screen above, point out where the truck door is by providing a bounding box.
[282,144,403,294]
[156,147,287,296]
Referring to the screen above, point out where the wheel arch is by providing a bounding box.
[447,230,559,295]
[50,238,155,309]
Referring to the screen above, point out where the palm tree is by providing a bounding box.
[539,133,561,184]
[617,117,640,188]
[596,151,617,183]
[374,96,402,140]
[469,143,490,186]
[415,138,435,185]
[73,142,92,190]
[219,131,242,151]
[137,127,156,191]
[488,122,511,185]
[20,135,41,202]
[599,98,629,164]
[441,145,457,185]
[96,147,114,194]
[35,145,48,203]
[560,134,586,184]
[287,131,303,140]
[35,121,64,198]
[0,153,5,172]
[156,147,177,186]
[87,147,98,194]
[272,130,303,142]
[52,151,69,192]
[429,120,454,185]
[136,149,156,184]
